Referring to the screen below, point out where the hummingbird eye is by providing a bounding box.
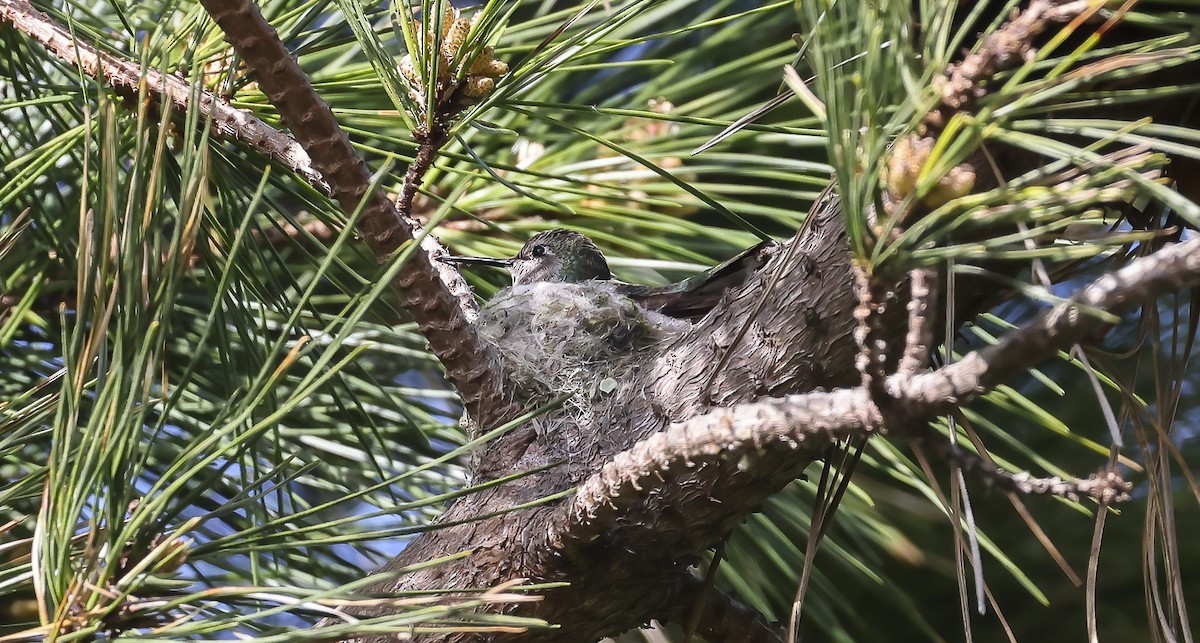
[530,244,547,258]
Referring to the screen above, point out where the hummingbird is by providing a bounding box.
[439,229,779,319]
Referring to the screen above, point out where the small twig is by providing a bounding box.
[6,0,507,423]
[921,431,1130,503]
[670,574,786,643]
[398,126,449,219]
[682,542,724,643]
[884,0,1104,215]
[788,452,833,643]
[789,437,865,642]
[898,267,938,377]
[852,262,891,399]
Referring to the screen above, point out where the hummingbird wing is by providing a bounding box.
[621,239,780,319]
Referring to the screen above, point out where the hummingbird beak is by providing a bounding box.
[438,254,515,269]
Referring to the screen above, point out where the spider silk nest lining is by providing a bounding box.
[479,281,688,445]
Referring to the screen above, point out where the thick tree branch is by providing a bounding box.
[346,189,862,643]
[559,390,874,547]
[195,0,508,423]
[557,236,1200,542]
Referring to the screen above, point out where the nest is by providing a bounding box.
[478,281,687,458]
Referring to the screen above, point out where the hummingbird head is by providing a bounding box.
[441,229,612,286]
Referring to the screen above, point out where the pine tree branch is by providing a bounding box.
[2,0,510,424]
[0,0,324,190]
[898,267,937,377]
[556,236,1200,546]
[883,0,1105,214]
[195,0,509,423]
[923,0,1101,135]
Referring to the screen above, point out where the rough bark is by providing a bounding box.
[349,175,1150,643]
[340,208,1200,643]
[8,0,1193,640]
[343,3,1200,639]
[352,188,859,642]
